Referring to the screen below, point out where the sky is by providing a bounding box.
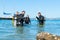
[0,0,60,18]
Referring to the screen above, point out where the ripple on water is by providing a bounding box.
[0,20,60,40]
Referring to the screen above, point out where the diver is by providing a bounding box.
[18,10,25,26]
[36,12,45,25]
[24,15,31,24]
[13,11,21,26]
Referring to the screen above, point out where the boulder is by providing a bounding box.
[36,32,60,40]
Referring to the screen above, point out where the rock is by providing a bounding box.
[36,32,60,40]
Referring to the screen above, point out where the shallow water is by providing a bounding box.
[0,19,60,40]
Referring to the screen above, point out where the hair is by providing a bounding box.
[22,10,25,13]
[38,12,41,14]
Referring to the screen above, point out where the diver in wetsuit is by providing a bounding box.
[24,15,31,24]
[36,12,45,25]
[17,11,25,26]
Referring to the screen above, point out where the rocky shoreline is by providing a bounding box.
[36,32,60,40]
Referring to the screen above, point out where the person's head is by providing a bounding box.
[38,12,41,16]
[21,10,25,15]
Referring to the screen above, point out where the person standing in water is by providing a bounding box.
[18,10,25,26]
[13,11,19,22]
[24,15,31,24]
[36,12,45,25]
[12,11,19,26]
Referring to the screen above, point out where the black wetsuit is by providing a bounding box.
[18,14,24,26]
[25,17,30,24]
[14,14,24,26]
[36,15,45,25]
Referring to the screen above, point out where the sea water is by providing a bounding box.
[0,19,60,40]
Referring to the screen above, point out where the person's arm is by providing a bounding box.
[29,18,31,23]
[36,16,39,20]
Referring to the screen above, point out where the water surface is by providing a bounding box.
[0,19,60,40]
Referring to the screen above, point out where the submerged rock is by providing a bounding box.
[36,32,60,40]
